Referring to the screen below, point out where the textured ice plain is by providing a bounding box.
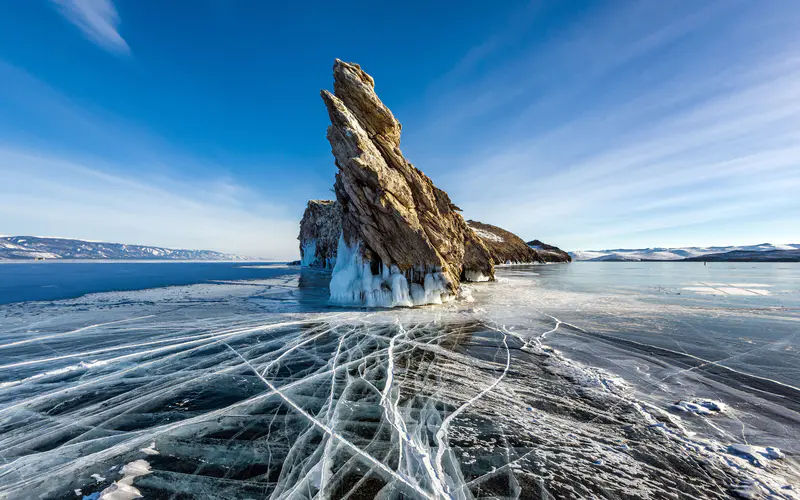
[0,269,798,499]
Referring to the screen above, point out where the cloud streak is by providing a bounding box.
[0,148,298,258]
[403,1,800,250]
[52,0,130,55]
[0,62,299,259]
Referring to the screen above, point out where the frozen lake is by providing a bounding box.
[0,262,798,499]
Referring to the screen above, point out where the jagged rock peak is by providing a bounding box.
[321,60,494,306]
[331,60,401,144]
[298,200,341,269]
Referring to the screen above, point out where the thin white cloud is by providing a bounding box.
[402,1,800,250]
[0,61,300,259]
[0,148,299,259]
[52,0,130,55]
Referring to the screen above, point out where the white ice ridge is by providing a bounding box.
[223,343,436,499]
[329,235,453,307]
[0,315,156,351]
[0,317,322,371]
[380,322,452,499]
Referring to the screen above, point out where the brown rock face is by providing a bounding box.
[298,200,341,268]
[527,239,572,263]
[321,60,494,305]
[467,221,545,264]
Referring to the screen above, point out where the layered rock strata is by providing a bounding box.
[320,60,494,306]
[298,200,341,268]
[467,220,545,265]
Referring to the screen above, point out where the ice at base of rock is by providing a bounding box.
[300,239,336,269]
[301,239,317,267]
[329,236,453,307]
[464,269,491,282]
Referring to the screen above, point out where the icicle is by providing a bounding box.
[328,235,455,307]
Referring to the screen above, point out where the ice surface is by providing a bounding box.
[0,263,798,499]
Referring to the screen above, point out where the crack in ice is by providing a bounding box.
[223,342,436,500]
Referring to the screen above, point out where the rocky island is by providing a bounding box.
[298,200,340,268]
[527,239,572,263]
[321,59,496,306]
[467,221,571,264]
[299,60,570,306]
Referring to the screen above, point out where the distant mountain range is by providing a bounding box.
[570,243,800,262]
[0,236,242,261]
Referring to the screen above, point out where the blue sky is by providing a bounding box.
[1,0,798,258]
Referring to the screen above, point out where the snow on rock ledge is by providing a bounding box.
[298,200,341,269]
[467,220,545,265]
[527,239,572,263]
[320,60,494,306]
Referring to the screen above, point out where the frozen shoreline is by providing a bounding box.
[0,265,798,498]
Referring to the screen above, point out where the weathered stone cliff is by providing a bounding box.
[527,239,572,263]
[298,200,341,268]
[321,60,494,306]
[467,220,545,264]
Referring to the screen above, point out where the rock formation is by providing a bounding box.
[467,220,545,264]
[527,239,572,263]
[320,60,494,306]
[298,200,341,268]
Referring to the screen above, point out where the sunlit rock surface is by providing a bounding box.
[527,239,572,263]
[467,220,545,265]
[298,200,341,269]
[321,60,494,306]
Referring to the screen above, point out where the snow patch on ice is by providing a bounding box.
[97,459,151,500]
[673,399,727,415]
[139,442,159,456]
[728,444,785,466]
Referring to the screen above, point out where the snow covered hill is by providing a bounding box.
[569,243,800,262]
[0,236,242,260]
